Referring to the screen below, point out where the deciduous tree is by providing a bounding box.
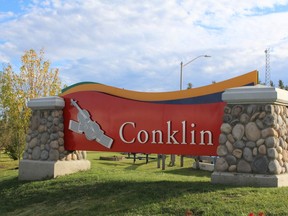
[0,71,9,157]
[0,49,62,160]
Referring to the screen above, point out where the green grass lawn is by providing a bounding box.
[1,152,288,216]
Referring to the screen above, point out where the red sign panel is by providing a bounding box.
[61,71,258,155]
[63,91,225,155]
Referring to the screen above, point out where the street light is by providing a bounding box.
[180,55,211,90]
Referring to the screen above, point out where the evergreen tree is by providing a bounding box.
[278,80,285,89]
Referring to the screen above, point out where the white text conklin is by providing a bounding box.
[119,121,213,145]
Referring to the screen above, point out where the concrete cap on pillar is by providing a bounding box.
[27,96,65,110]
[222,85,288,105]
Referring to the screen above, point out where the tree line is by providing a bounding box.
[187,80,288,90]
[269,80,288,90]
[0,49,62,160]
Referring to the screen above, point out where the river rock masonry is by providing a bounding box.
[216,103,288,175]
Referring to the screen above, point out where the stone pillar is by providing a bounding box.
[19,96,91,180]
[211,85,288,187]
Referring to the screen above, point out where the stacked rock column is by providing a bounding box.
[23,106,86,161]
[212,85,288,187]
[217,104,288,174]
[19,96,90,180]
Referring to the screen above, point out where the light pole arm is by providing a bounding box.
[179,55,211,90]
[182,55,207,67]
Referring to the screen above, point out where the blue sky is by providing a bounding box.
[1,0,288,91]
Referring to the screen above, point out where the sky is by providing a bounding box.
[1,0,288,92]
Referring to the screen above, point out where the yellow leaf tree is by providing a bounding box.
[0,71,11,155]
[0,49,62,160]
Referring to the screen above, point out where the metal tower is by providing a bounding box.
[265,48,271,86]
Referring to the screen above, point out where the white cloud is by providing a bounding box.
[0,11,15,21]
[1,0,288,91]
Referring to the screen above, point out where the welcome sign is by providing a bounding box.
[61,71,258,156]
